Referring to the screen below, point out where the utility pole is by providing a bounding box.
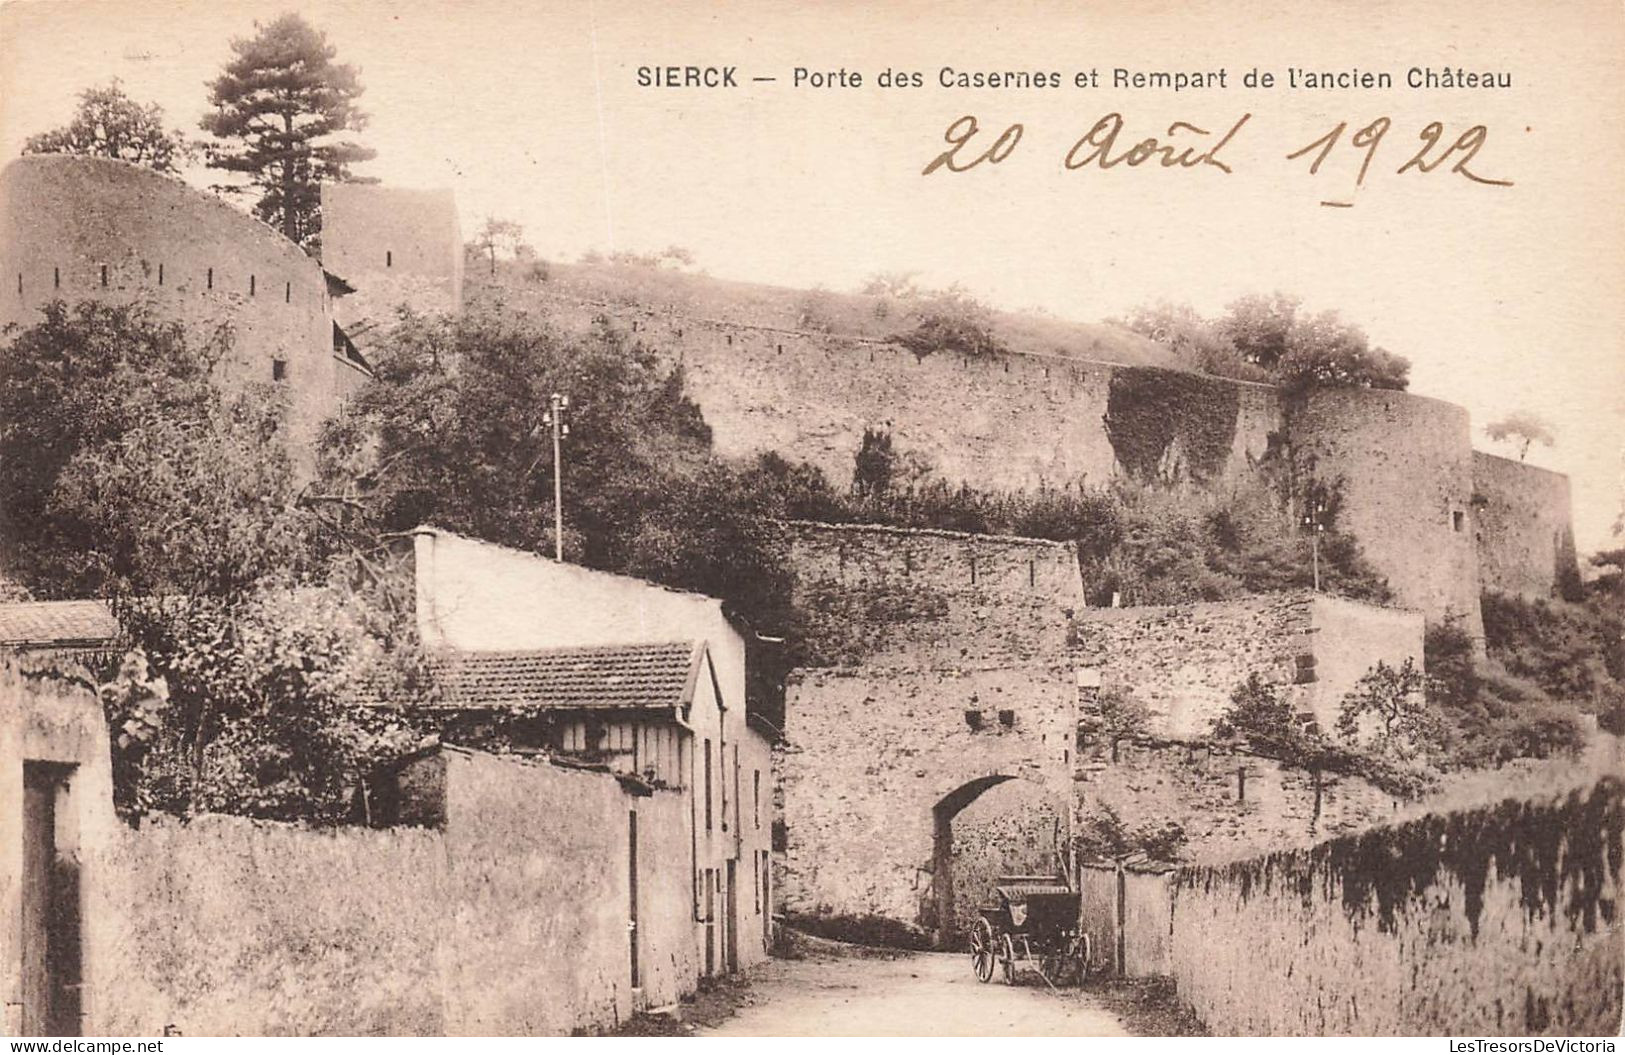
[543,392,570,561]
[1302,497,1327,592]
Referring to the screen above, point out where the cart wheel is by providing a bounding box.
[999,932,1017,985]
[971,918,996,983]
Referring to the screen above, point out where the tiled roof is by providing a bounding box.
[0,599,119,646]
[425,641,702,712]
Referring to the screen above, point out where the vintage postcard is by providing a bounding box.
[0,0,1620,1041]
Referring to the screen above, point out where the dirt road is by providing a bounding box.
[696,950,1133,1037]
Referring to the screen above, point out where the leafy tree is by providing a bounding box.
[1,301,238,596]
[1,300,437,820]
[858,271,922,300]
[121,579,436,822]
[23,80,193,173]
[1218,292,1299,372]
[1116,300,1266,382]
[1424,615,1589,766]
[1484,411,1556,462]
[469,218,530,275]
[1072,804,1188,863]
[1336,658,1443,758]
[852,428,897,498]
[0,301,321,601]
[1122,292,1411,391]
[1080,687,1150,760]
[200,13,375,247]
[99,651,170,816]
[1213,673,1305,749]
[318,305,712,564]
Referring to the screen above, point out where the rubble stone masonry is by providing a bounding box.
[1167,778,1624,1035]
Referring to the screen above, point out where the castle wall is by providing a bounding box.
[1288,388,1483,636]
[1472,451,1580,600]
[779,663,1077,934]
[0,156,338,453]
[783,520,1083,667]
[532,293,1284,494]
[1075,737,1402,868]
[778,521,1083,938]
[1071,592,1423,740]
[321,184,463,333]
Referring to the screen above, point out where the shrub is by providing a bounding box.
[1424,613,1590,767]
[1481,591,1622,706]
[894,286,1008,359]
[1336,658,1444,761]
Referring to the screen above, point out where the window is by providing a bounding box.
[998,709,1016,728]
[386,250,393,268]
[249,274,256,296]
[158,263,164,286]
[753,770,761,829]
[285,282,291,303]
[272,359,287,382]
[207,267,213,290]
[54,266,60,289]
[1452,510,1465,533]
[704,738,713,831]
[99,265,108,288]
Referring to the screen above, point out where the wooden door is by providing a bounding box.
[21,762,79,1037]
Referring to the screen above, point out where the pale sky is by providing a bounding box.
[2,0,1621,554]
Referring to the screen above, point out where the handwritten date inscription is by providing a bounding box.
[923,113,1514,205]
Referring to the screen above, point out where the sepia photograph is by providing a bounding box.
[0,0,1621,1041]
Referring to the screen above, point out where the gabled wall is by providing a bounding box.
[407,527,769,975]
[321,184,463,332]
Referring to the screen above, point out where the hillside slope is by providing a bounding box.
[464,257,1188,372]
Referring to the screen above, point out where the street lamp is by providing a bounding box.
[542,392,570,561]
[1302,498,1327,592]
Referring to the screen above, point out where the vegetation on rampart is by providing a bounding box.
[1178,776,1623,943]
[1104,367,1240,482]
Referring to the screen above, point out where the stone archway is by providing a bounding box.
[928,773,1067,948]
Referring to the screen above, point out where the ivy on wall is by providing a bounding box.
[1178,776,1623,940]
[791,579,953,666]
[1104,367,1241,482]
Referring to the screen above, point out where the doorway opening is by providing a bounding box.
[21,761,81,1037]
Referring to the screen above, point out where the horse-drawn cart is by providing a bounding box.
[967,875,1093,987]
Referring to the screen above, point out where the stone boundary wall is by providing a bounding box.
[1076,737,1402,867]
[80,749,689,1035]
[527,288,1572,644]
[1472,451,1580,601]
[1166,777,1624,1036]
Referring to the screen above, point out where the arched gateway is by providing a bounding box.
[777,662,1079,946]
[929,773,1070,946]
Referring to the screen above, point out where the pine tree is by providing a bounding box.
[200,14,375,249]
